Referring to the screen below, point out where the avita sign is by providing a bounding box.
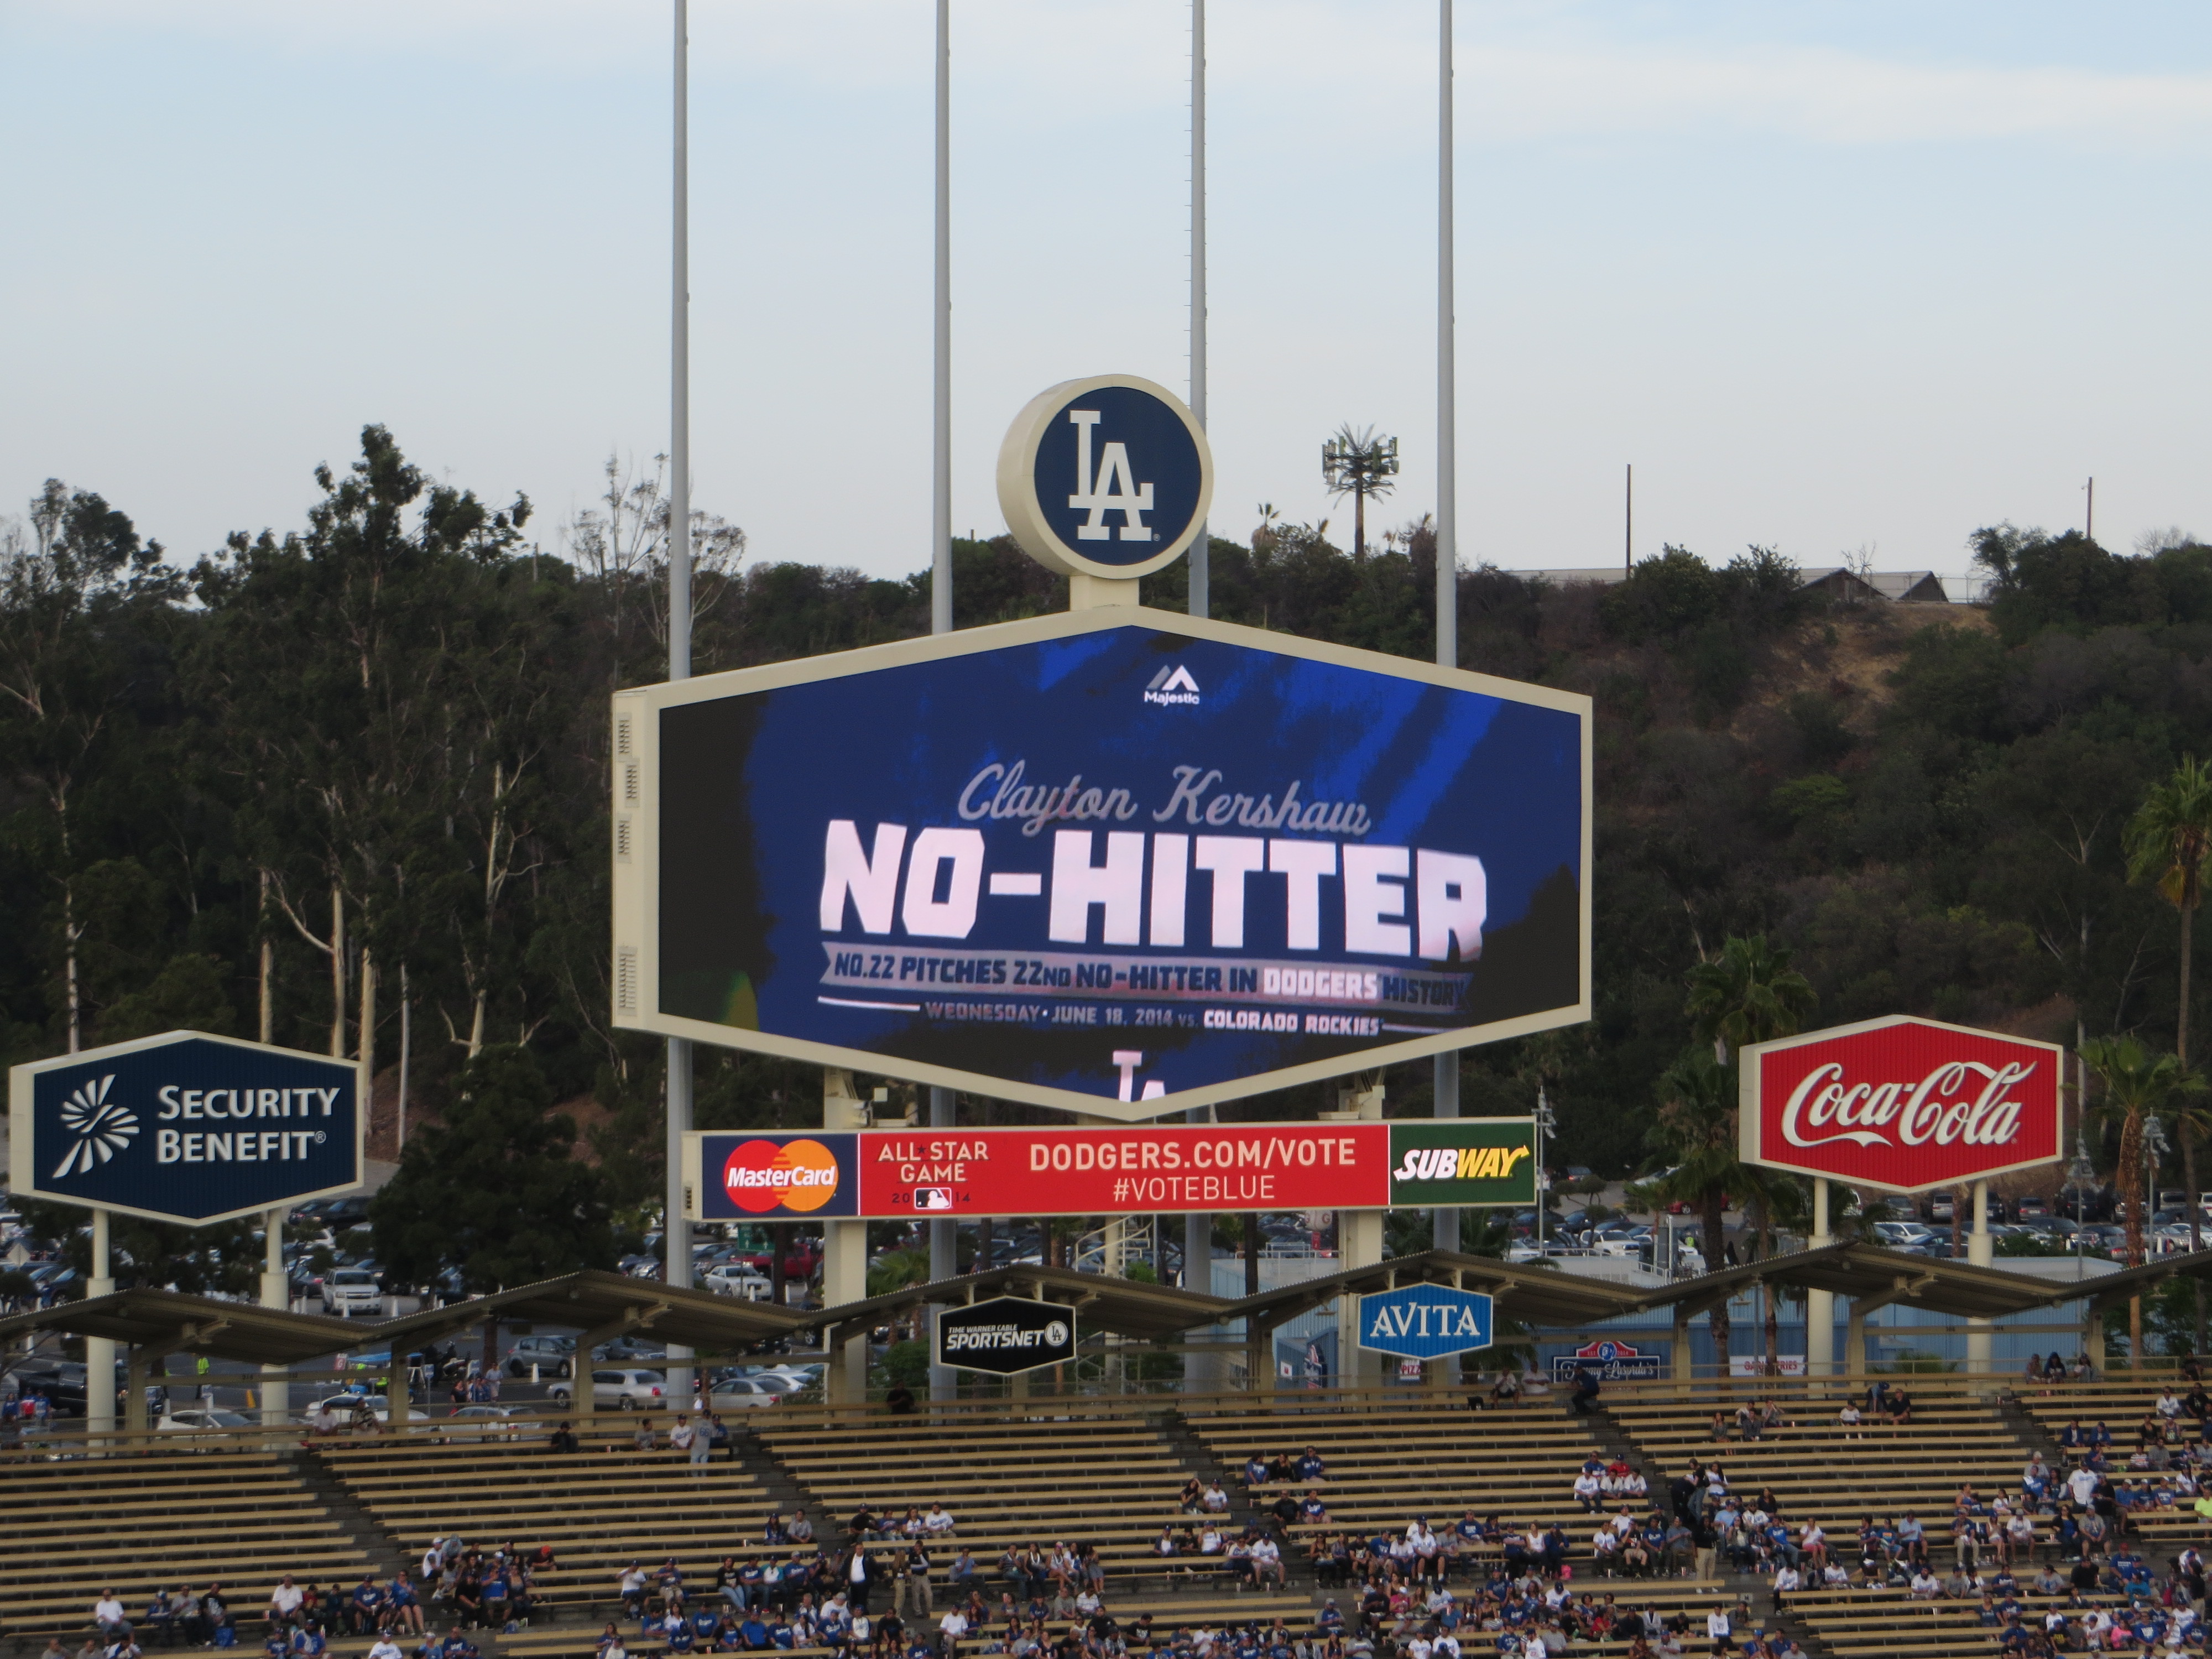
[1738,1015,2064,1193]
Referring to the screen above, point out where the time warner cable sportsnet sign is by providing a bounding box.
[681,1119,1536,1222]
[1737,1014,2064,1193]
[9,1030,364,1225]
[613,615,1589,1120]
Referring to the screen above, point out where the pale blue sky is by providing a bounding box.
[4,2,2209,581]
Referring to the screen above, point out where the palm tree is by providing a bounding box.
[1320,426,1399,559]
[1647,1046,1744,1368]
[2081,1035,2204,1360]
[2126,757,2212,1343]
[1684,935,1817,1066]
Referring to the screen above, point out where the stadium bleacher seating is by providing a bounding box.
[0,1446,375,1646]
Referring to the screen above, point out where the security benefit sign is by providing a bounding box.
[936,1296,1078,1376]
[1357,1284,1494,1361]
[613,606,1590,1120]
[9,1030,363,1225]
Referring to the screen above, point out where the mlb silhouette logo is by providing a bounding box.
[914,1186,956,1211]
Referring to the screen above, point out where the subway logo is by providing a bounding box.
[1392,1144,1531,1182]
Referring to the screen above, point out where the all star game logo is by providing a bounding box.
[1144,664,1200,708]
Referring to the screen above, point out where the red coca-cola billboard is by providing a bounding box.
[1738,1015,2064,1193]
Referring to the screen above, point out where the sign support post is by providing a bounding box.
[820,1071,869,1407]
[1805,1178,1833,1379]
[1967,1179,1993,1374]
[261,1203,290,1432]
[1331,1082,1387,1391]
[86,1209,114,1440]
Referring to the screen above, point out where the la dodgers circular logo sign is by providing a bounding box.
[721,1136,842,1213]
[995,374,1213,581]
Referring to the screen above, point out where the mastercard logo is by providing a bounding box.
[723,1138,841,1214]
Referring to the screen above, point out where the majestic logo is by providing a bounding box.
[722,1138,841,1214]
[1066,410,1155,542]
[1780,1060,2036,1152]
[1143,664,1200,707]
[53,1074,137,1179]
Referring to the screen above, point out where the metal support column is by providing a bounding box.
[661,0,697,1423]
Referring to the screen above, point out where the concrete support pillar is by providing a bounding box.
[2088,1301,2108,1377]
[260,1204,291,1434]
[821,1071,870,1407]
[1333,1082,1386,1392]
[1966,1181,1994,1376]
[1806,1180,1834,1381]
[1672,1307,1693,1383]
[1845,1302,1866,1380]
[87,1210,116,1442]
[1337,1211,1385,1391]
[1185,1211,1214,1395]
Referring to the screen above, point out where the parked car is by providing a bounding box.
[321,1267,385,1316]
[546,1368,666,1411]
[707,1376,789,1410]
[309,1392,390,1426]
[701,1264,774,1300]
[1923,1193,1956,1224]
[442,1404,525,1441]
[504,1335,578,1379]
[159,1407,254,1433]
[1871,1220,1938,1249]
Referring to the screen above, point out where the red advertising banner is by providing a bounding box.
[860,1124,1392,1217]
[1738,1015,2064,1194]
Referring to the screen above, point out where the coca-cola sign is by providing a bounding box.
[1738,1015,2064,1193]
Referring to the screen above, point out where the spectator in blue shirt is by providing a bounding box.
[738,1615,770,1650]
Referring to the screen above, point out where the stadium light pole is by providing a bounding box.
[1182,0,1214,1392]
[927,0,959,1407]
[1431,0,1460,1259]
[664,0,696,1415]
[1186,0,1208,623]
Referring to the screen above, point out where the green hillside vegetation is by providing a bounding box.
[5,426,2209,1278]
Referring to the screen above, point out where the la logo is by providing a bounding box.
[1066,410,1155,542]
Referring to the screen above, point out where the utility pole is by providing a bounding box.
[2085,476,2095,544]
[1432,0,1459,1259]
[1625,464,1632,577]
[663,0,696,1416]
